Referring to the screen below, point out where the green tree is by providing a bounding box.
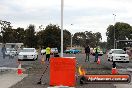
[25,24,37,48]
[94,32,102,46]
[106,22,132,49]
[36,30,45,48]
[73,32,86,47]
[63,29,71,49]
[0,20,12,43]
[42,24,61,50]
[15,27,25,43]
[36,24,72,51]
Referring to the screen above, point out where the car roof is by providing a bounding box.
[23,48,35,49]
[110,49,123,51]
[7,48,15,50]
[51,48,57,49]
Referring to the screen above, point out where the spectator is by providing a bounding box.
[85,45,90,62]
[1,45,6,59]
[123,47,126,53]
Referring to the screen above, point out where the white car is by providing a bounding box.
[5,48,17,56]
[107,49,129,62]
[41,49,46,55]
[18,48,38,60]
[51,48,58,54]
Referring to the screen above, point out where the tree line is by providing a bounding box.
[0,22,103,50]
[0,20,131,50]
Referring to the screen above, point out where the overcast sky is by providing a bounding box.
[0,0,132,41]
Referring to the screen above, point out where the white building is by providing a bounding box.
[0,43,24,49]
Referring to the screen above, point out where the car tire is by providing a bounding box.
[33,58,36,61]
[108,59,110,61]
[18,59,21,61]
[125,61,129,63]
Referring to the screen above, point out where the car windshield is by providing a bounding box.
[113,50,125,54]
[21,49,34,52]
[6,48,11,51]
[51,48,57,50]
[7,48,15,51]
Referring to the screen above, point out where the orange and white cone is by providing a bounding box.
[97,58,101,64]
[41,56,45,64]
[17,62,23,75]
[111,67,118,74]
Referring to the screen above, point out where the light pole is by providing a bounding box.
[61,0,64,57]
[70,24,73,49]
[112,14,116,69]
[113,14,116,49]
[71,34,73,49]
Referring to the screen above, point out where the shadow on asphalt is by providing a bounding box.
[18,59,36,61]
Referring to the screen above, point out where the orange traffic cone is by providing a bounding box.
[41,55,45,64]
[17,62,23,75]
[97,58,101,64]
[111,67,118,74]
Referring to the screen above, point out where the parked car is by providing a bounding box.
[18,48,38,60]
[5,48,17,56]
[107,49,129,62]
[41,49,46,55]
[64,49,81,54]
[51,48,58,55]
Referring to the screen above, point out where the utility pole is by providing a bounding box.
[113,14,116,49]
[61,0,64,57]
[70,24,73,49]
[112,14,116,69]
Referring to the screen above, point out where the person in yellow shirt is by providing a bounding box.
[46,46,51,61]
[94,46,100,62]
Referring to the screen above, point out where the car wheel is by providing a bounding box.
[125,61,129,63]
[32,56,35,61]
[108,59,110,61]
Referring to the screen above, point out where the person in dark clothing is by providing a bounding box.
[123,47,126,53]
[85,45,90,62]
[112,61,116,68]
[94,47,99,62]
[1,45,6,59]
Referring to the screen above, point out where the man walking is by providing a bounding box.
[46,46,51,61]
[85,45,90,62]
[1,45,6,59]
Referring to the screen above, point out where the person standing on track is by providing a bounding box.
[45,46,51,62]
[94,46,100,62]
[1,45,7,59]
[85,45,90,62]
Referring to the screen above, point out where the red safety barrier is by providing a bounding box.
[50,57,76,87]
